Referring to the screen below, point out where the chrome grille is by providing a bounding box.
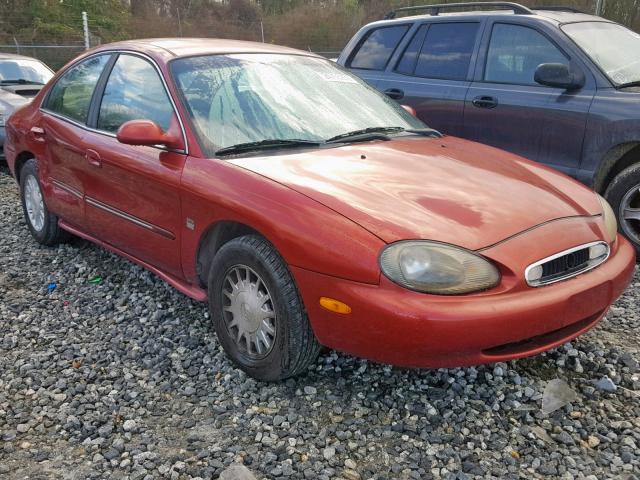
[526,241,610,287]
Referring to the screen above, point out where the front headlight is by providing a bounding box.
[597,194,618,243]
[379,241,501,295]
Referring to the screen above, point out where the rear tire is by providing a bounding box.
[207,234,321,381]
[19,159,68,246]
[605,163,640,257]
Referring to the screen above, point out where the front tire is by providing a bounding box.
[605,163,640,257]
[207,235,321,381]
[19,159,68,246]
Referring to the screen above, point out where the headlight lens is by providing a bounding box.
[597,194,618,243]
[380,241,501,295]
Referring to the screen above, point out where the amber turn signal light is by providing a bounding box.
[319,297,352,314]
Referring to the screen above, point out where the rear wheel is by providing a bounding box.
[207,235,321,381]
[19,159,68,246]
[605,163,640,256]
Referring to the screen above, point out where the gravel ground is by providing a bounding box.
[1,162,639,480]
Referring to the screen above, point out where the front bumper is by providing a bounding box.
[292,233,635,368]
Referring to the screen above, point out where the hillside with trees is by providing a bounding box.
[0,0,638,68]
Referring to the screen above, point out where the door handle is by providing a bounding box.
[472,96,498,109]
[384,88,405,100]
[86,149,102,168]
[29,126,46,143]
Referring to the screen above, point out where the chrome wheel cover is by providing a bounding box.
[221,265,276,359]
[620,185,640,246]
[24,174,45,232]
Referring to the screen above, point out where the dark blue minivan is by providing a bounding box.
[339,2,640,255]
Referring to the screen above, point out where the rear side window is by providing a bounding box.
[396,25,428,75]
[350,25,409,70]
[485,23,568,85]
[412,23,479,80]
[45,55,109,124]
[97,54,174,133]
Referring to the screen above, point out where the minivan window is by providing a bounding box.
[562,22,640,86]
[98,54,174,133]
[413,23,479,80]
[485,24,568,85]
[350,25,410,71]
[45,55,109,124]
[396,25,428,75]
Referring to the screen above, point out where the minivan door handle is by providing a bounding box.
[384,88,405,100]
[86,149,102,168]
[472,96,498,109]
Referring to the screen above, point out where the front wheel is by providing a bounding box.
[19,159,68,246]
[207,235,321,381]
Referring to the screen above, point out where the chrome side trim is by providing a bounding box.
[39,49,189,155]
[85,196,175,240]
[525,241,610,287]
[51,179,83,199]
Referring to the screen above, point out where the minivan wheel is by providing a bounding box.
[19,159,68,246]
[605,163,640,257]
[207,235,321,381]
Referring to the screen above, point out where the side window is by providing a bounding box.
[485,23,568,85]
[413,23,480,80]
[396,25,428,75]
[98,54,174,133]
[45,55,109,124]
[349,25,410,71]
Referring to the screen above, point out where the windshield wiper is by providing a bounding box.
[404,128,443,138]
[215,138,322,156]
[0,79,44,85]
[616,80,640,89]
[325,126,404,143]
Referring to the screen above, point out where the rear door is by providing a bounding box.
[38,54,111,228]
[376,21,483,136]
[82,53,187,277]
[345,24,411,87]
[464,21,595,175]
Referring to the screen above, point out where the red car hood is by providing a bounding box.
[228,136,602,250]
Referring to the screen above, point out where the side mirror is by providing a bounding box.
[116,119,183,150]
[401,104,417,117]
[534,63,585,90]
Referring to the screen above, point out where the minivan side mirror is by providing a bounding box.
[116,119,184,150]
[534,63,585,90]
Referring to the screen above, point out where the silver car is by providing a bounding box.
[0,53,54,159]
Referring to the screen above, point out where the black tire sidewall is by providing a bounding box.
[19,159,53,244]
[605,163,640,256]
[208,237,306,381]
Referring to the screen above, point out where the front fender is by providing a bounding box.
[180,156,385,286]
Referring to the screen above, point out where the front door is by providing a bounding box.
[464,22,595,176]
[83,53,186,277]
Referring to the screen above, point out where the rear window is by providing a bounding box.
[349,25,410,71]
[396,22,479,80]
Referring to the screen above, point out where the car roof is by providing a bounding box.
[90,38,320,61]
[370,8,610,27]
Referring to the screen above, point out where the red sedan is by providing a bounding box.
[4,39,635,381]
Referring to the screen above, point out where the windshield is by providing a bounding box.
[170,53,424,155]
[562,22,640,86]
[0,58,53,84]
